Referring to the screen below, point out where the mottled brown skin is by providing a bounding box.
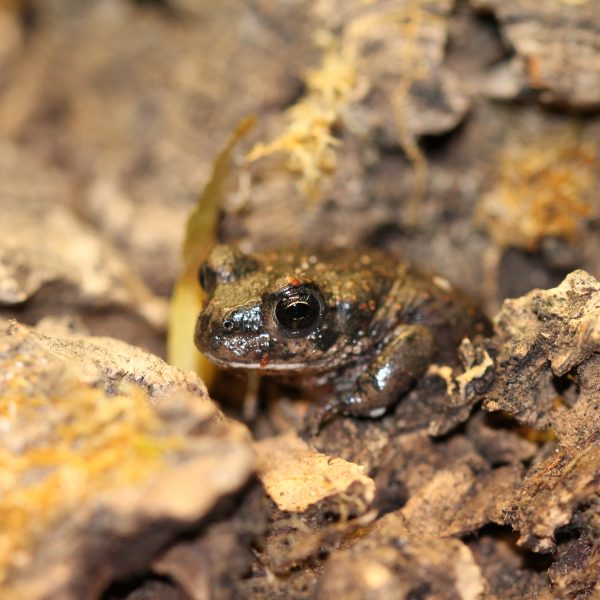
[195,245,487,433]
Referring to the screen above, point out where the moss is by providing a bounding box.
[246,40,357,200]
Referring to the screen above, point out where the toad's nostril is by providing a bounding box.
[223,319,234,331]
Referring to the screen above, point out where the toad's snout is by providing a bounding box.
[194,304,266,363]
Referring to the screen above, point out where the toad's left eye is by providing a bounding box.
[198,263,216,295]
[274,286,322,334]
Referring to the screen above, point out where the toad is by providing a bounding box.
[194,245,487,433]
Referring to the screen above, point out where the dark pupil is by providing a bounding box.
[276,294,319,332]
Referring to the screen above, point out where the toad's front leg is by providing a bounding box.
[304,324,436,435]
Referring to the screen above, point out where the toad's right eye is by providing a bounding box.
[273,285,322,335]
[198,263,217,295]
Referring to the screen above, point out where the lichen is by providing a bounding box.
[477,131,598,250]
[0,373,182,586]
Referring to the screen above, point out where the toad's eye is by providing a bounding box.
[198,263,216,295]
[274,286,322,334]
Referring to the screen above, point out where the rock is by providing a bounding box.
[0,319,255,599]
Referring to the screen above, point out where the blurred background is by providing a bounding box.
[1,0,599,357]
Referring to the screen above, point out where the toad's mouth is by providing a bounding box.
[195,323,339,373]
[199,348,308,371]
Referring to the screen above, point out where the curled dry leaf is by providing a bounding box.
[255,430,375,513]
